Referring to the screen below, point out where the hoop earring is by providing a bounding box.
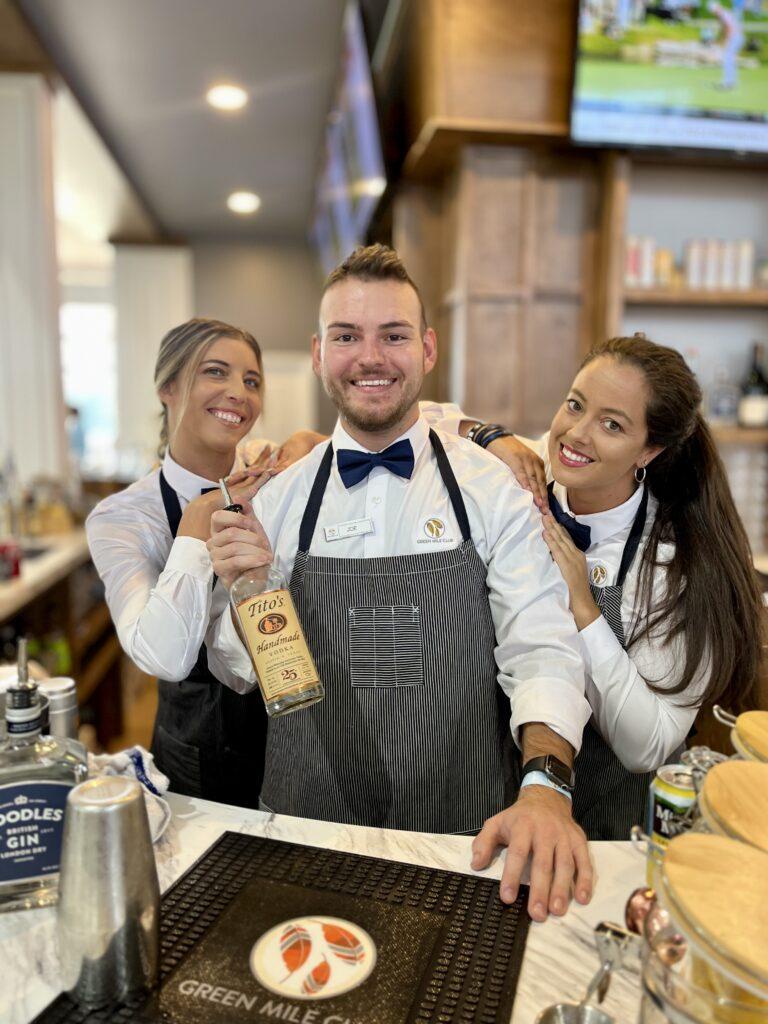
[635,465,646,483]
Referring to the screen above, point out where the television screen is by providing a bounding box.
[311,1,386,273]
[571,1,768,153]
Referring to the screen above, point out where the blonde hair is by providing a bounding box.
[154,318,263,456]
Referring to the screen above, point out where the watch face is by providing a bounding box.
[546,756,574,790]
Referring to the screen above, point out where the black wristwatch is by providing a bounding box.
[521,755,575,794]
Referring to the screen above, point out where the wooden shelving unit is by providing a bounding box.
[625,289,768,308]
[710,425,768,446]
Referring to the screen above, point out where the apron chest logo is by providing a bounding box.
[424,517,445,538]
[417,517,454,545]
[590,564,608,587]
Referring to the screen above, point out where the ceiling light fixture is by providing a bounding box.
[227,191,261,215]
[206,83,249,111]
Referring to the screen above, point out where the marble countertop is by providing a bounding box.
[0,531,90,623]
[0,793,645,1024]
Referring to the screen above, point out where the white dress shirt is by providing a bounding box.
[85,439,273,691]
[211,416,591,753]
[426,404,707,772]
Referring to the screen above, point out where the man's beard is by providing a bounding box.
[322,373,423,435]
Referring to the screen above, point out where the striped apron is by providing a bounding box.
[570,485,654,841]
[259,430,516,834]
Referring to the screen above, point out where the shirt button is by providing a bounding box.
[371,496,382,506]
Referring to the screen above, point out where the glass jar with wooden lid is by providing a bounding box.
[694,761,768,856]
[713,707,768,763]
[640,833,768,1023]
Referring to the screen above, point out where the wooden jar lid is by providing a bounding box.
[663,833,768,998]
[700,761,768,854]
[734,710,768,761]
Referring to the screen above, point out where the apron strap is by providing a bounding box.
[297,431,472,554]
[298,442,334,553]
[428,429,471,543]
[159,470,183,538]
[159,469,218,591]
[616,485,648,587]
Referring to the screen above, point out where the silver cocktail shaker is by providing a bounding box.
[57,776,160,1008]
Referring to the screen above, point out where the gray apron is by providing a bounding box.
[260,430,517,834]
[569,485,654,841]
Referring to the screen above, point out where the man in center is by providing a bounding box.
[208,245,593,920]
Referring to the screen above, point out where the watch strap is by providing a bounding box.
[521,754,575,792]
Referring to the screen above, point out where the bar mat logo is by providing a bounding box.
[250,916,376,1000]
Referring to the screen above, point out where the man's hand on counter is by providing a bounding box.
[471,787,593,923]
[207,508,273,589]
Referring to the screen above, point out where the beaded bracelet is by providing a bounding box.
[472,422,514,449]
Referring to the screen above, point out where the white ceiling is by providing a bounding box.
[19,0,347,240]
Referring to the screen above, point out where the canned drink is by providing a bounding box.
[648,764,697,850]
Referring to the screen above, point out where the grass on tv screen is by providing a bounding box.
[571,1,768,152]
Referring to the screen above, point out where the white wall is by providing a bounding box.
[114,245,194,465]
[192,241,336,435]
[0,74,67,485]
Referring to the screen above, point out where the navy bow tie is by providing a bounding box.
[547,484,592,552]
[337,439,415,488]
[201,486,217,495]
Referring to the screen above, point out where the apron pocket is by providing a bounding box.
[154,724,202,797]
[348,604,424,687]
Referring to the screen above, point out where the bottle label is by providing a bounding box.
[235,588,319,702]
[0,780,72,884]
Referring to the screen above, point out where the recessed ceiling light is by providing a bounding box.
[227,191,261,215]
[206,83,248,111]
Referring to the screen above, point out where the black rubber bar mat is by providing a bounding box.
[34,830,530,1024]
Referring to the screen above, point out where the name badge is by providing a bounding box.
[324,517,374,542]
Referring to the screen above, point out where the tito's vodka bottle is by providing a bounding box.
[219,478,323,717]
[0,640,87,913]
[230,564,324,716]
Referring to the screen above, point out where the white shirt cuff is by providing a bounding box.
[579,613,624,676]
[511,684,592,755]
[164,536,214,582]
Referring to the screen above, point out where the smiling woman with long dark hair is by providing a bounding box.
[431,335,765,839]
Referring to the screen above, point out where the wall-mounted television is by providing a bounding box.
[571,1,768,154]
[311,1,386,274]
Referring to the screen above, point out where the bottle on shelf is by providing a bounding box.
[0,639,88,913]
[708,367,740,427]
[737,343,768,429]
[219,479,324,717]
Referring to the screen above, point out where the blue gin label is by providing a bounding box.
[0,781,72,884]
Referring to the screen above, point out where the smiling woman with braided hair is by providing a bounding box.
[86,318,324,805]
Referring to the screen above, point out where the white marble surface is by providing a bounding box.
[0,794,645,1023]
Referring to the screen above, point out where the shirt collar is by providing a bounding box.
[332,415,430,464]
[553,480,645,547]
[161,450,237,503]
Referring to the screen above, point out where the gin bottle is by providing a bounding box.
[219,478,324,717]
[0,640,88,913]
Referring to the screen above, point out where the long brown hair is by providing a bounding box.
[582,336,764,711]
[154,318,263,457]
